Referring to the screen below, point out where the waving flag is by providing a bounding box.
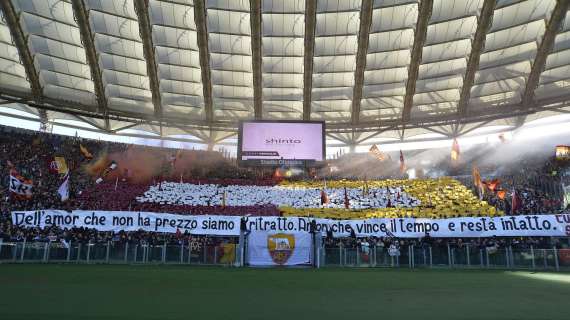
[95,161,118,184]
[497,190,507,200]
[219,243,236,264]
[9,168,33,198]
[58,172,70,201]
[472,166,482,188]
[483,179,500,192]
[511,188,521,214]
[54,157,68,174]
[320,189,329,205]
[451,139,460,161]
[80,144,93,160]
[399,150,406,173]
[472,166,484,199]
[369,144,388,161]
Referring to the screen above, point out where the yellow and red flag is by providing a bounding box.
[497,190,507,200]
[472,166,482,188]
[451,139,460,161]
[9,168,33,199]
[399,150,406,173]
[80,144,93,160]
[483,179,500,192]
[369,144,388,161]
[219,243,236,264]
[54,157,68,174]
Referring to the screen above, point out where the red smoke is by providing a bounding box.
[84,146,228,183]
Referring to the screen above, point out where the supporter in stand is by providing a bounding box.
[0,213,236,247]
[321,235,563,251]
[481,178,564,215]
[1,125,569,249]
[0,126,280,216]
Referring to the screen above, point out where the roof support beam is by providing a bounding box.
[302,0,316,121]
[182,128,209,141]
[133,0,162,120]
[3,89,570,134]
[522,0,570,109]
[458,0,496,117]
[111,122,143,133]
[326,133,352,145]
[549,108,570,114]
[402,0,432,122]
[206,127,217,150]
[351,0,373,125]
[0,0,42,99]
[250,0,263,119]
[354,125,399,144]
[348,130,361,146]
[71,0,110,131]
[194,0,214,123]
[456,120,493,136]
[423,126,453,137]
[0,99,25,105]
[71,114,107,131]
[214,132,237,144]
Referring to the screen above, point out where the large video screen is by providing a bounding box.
[238,121,325,166]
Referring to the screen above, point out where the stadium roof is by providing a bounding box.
[1,0,570,147]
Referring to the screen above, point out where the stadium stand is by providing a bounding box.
[278,178,499,219]
[1,126,569,251]
[1,126,568,217]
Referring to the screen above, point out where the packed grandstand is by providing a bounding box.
[1,125,569,255]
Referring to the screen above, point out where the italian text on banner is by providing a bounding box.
[11,210,570,238]
[245,215,570,238]
[11,210,241,236]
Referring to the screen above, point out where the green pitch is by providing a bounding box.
[0,265,568,320]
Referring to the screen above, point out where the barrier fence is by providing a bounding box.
[0,241,240,266]
[320,245,569,271]
[1,240,569,271]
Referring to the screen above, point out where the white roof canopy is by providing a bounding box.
[0,0,569,146]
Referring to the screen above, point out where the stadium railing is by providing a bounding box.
[0,241,240,266]
[2,240,569,271]
[320,244,568,271]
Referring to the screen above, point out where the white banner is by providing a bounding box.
[12,210,241,236]
[247,231,312,266]
[9,175,33,196]
[243,215,570,238]
[11,210,570,238]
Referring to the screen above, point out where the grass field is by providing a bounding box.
[1,265,569,320]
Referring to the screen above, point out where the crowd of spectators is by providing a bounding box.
[483,185,565,215]
[0,212,236,250]
[75,181,281,216]
[136,182,419,209]
[324,234,564,251]
[1,126,569,249]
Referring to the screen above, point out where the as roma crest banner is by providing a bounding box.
[247,231,312,266]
